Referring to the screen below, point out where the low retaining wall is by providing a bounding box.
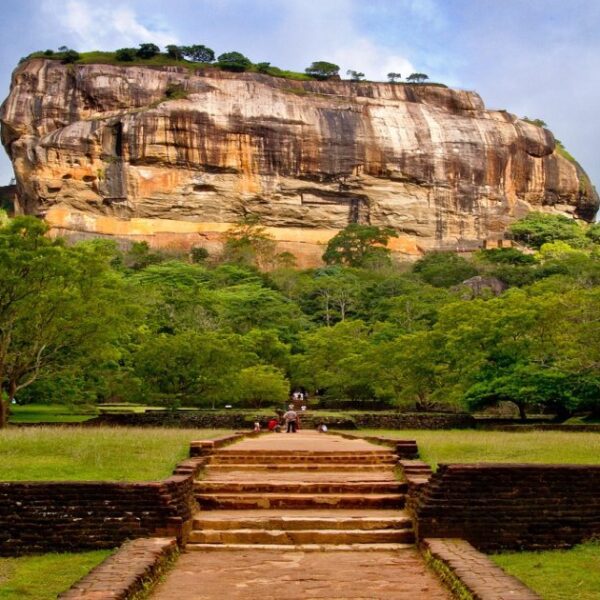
[88,411,475,430]
[0,475,196,556]
[422,538,541,600]
[59,537,178,599]
[408,463,600,551]
[0,432,248,556]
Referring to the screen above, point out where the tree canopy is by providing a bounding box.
[217,51,252,72]
[2,211,598,425]
[322,224,398,268]
[305,61,340,80]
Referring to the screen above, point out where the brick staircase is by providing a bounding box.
[189,439,414,551]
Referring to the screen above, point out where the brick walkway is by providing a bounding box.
[150,431,451,599]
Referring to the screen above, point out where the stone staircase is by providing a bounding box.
[189,439,414,551]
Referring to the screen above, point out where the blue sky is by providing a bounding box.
[0,0,598,193]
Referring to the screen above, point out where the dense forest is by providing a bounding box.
[0,212,598,426]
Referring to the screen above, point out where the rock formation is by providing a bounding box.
[1,58,597,265]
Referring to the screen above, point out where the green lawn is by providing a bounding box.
[492,541,600,600]
[0,427,229,481]
[354,429,600,468]
[0,551,111,600]
[8,404,96,423]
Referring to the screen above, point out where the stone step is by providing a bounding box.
[204,463,393,472]
[195,492,406,510]
[185,543,415,552]
[210,454,397,464]
[192,513,413,531]
[188,528,415,545]
[195,481,407,494]
[198,471,395,483]
[215,450,396,456]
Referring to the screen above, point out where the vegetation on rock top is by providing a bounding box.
[20,45,440,85]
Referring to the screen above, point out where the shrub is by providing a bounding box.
[190,247,209,263]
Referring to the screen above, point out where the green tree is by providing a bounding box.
[413,252,478,287]
[183,45,215,63]
[134,331,250,409]
[217,51,252,72]
[346,70,365,81]
[293,320,379,401]
[377,330,448,410]
[236,365,289,408]
[465,365,587,421]
[124,241,165,271]
[222,215,280,269]
[509,212,585,249]
[137,43,160,59]
[586,223,600,245]
[115,48,137,62]
[387,72,402,83]
[0,218,139,427]
[305,61,340,80]
[165,45,184,60]
[61,49,80,64]
[477,248,536,265]
[322,224,398,268]
[406,72,429,83]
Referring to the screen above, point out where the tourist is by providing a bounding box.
[283,405,298,433]
[317,423,328,433]
[253,421,261,432]
[267,416,281,432]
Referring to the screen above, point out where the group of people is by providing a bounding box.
[252,402,328,434]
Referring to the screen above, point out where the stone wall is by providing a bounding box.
[0,475,196,556]
[408,464,600,551]
[89,411,475,430]
[352,413,475,430]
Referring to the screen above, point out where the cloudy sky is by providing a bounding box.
[0,0,598,192]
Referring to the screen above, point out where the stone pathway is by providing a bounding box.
[151,431,451,599]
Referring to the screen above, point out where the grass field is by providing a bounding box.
[0,427,229,481]
[0,551,111,600]
[8,404,96,423]
[492,541,600,600]
[355,429,600,468]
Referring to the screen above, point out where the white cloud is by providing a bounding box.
[43,0,179,49]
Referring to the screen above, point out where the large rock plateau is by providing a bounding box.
[1,59,598,265]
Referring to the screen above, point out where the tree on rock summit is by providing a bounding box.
[305,61,340,80]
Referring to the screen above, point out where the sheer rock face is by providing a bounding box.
[1,59,597,265]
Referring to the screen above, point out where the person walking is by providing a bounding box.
[283,405,298,433]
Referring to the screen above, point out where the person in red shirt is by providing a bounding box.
[267,416,281,432]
